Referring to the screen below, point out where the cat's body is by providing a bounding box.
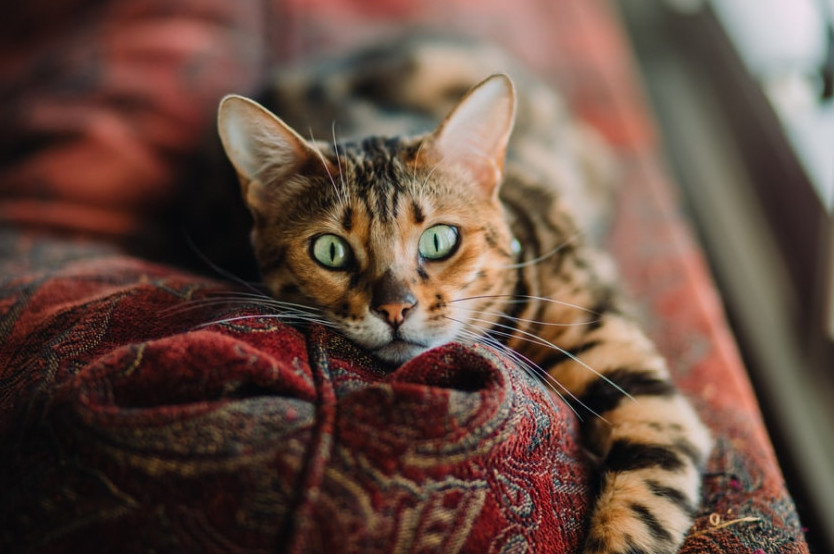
[217,36,711,554]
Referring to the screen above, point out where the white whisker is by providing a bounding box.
[454,305,599,328]
[196,313,337,329]
[452,325,604,422]
[202,291,324,313]
[163,299,324,321]
[503,232,582,269]
[308,128,344,207]
[182,232,265,297]
[450,314,633,403]
[331,121,350,204]
[451,294,598,316]
[420,154,447,188]
[410,134,430,175]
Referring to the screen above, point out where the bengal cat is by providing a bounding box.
[215,36,711,554]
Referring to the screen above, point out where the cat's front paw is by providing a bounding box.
[580,465,699,554]
[582,513,688,554]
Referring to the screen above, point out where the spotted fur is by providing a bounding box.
[217,36,711,554]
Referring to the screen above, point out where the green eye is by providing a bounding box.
[418,224,460,261]
[311,234,352,269]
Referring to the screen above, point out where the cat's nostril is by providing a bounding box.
[375,301,416,327]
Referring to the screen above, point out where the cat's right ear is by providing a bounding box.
[419,74,516,200]
[217,95,316,210]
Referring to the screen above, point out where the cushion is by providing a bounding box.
[0,228,590,551]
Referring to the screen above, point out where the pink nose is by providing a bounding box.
[374,302,415,327]
[371,270,417,328]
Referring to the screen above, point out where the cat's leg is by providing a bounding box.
[546,314,712,554]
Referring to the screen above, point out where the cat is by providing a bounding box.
[215,36,711,554]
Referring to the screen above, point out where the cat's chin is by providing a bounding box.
[371,340,429,365]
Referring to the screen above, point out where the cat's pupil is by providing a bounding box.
[311,234,351,270]
[419,224,459,261]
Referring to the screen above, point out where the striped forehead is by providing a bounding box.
[334,136,421,223]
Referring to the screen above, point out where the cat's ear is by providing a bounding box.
[420,74,516,198]
[217,94,319,211]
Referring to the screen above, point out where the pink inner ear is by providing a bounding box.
[218,95,314,185]
[424,75,516,197]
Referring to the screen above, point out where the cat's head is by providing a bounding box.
[218,74,517,364]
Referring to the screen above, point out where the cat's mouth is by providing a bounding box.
[372,338,429,364]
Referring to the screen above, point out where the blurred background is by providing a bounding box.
[618,0,833,551]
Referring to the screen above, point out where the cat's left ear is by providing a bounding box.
[420,74,516,199]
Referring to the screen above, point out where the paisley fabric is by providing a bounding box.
[0,0,811,552]
[0,228,590,552]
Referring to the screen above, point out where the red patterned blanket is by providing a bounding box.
[0,228,591,551]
